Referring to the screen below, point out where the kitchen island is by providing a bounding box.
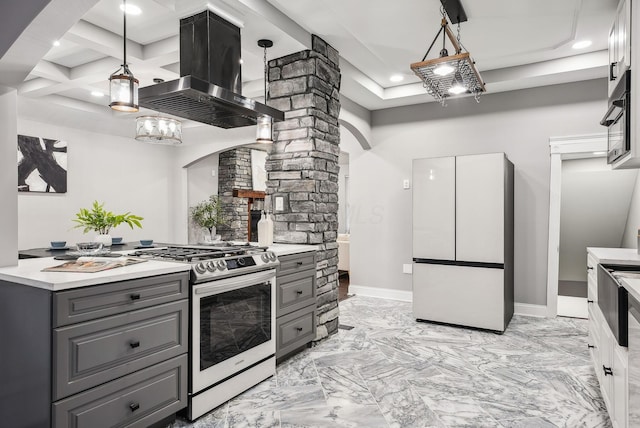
[0,257,191,428]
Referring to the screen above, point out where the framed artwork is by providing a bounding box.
[17,134,67,193]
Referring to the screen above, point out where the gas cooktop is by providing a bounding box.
[130,244,278,283]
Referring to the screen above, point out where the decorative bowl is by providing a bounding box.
[76,242,103,255]
[139,239,153,246]
[50,241,66,248]
[111,237,123,244]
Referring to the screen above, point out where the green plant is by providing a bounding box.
[191,195,226,238]
[73,201,143,235]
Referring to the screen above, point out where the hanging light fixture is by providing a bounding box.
[109,0,139,112]
[135,79,182,144]
[256,39,274,144]
[410,3,485,105]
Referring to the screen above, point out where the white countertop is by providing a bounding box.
[267,243,319,256]
[0,256,190,291]
[622,277,640,304]
[587,247,640,265]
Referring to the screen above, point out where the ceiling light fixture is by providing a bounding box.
[109,0,139,112]
[410,2,485,105]
[52,40,61,47]
[572,40,592,50]
[256,39,274,144]
[390,74,405,82]
[91,90,104,97]
[120,3,142,15]
[135,79,182,145]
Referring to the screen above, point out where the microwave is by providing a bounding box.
[601,69,631,164]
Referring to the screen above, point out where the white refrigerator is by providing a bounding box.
[412,153,514,332]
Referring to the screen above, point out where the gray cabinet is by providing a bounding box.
[0,272,189,428]
[276,251,317,360]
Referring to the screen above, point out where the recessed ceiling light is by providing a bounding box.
[91,90,105,97]
[52,40,61,47]
[120,3,142,15]
[390,74,404,83]
[592,151,606,156]
[572,40,592,50]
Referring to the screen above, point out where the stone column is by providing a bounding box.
[266,35,341,341]
[217,147,252,241]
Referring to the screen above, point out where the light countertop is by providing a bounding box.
[622,277,640,305]
[267,243,319,256]
[587,247,640,266]
[0,256,190,291]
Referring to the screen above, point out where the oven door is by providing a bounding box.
[191,269,276,393]
[601,70,630,164]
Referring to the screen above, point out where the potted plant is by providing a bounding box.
[73,201,143,246]
[191,195,226,242]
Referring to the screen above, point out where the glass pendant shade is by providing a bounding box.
[135,116,182,145]
[256,115,273,144]
[109,65,139,112]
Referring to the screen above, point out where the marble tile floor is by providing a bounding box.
[173,296,610,428]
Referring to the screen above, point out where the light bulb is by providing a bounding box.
[434,64,455,76]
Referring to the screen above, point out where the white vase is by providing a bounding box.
[94,234,112,247]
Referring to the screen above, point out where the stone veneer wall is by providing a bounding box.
[266,35,341,341]
[217,147,252,241]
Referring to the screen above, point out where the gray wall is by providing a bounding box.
[350,78,606,306]
[0,89,18,267]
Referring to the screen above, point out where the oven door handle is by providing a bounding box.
[600,99,625,127]
[194,270,275,296]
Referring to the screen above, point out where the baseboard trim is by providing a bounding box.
[347,286,548,317]
[514,303,547,318]
[347,284,412,302]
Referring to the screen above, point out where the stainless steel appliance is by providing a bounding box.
[601,69,631,164]
[131,244,279,421]
[411,153,514,332]
[598,264,635,346]
[628,292,640,426]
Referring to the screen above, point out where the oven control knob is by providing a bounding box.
[217,260,227,270]
[261,253,269,262]
[206,261,217,272]
[194,263,207,274]
[269,252,277,261]
[237,258,246,266]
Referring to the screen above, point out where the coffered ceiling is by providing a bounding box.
[0,0,618,136]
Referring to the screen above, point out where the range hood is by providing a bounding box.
[138,11,284,129]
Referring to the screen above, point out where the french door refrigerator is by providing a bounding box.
[412,153,514,332]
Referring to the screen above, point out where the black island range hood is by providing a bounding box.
[138,11,284,129]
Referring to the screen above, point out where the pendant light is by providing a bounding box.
[135,79,182,144]
[109,0,139,112]
[410,4,485,105]
[256,39,273,144]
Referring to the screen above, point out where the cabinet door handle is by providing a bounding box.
[587,300,594,304]
[588,344,595,349]
[296,290,303,295]
[603,365,613,376]
[130,293,141,300]
[296,327,303,332]
[587,266,594,271]
[129,402,140,412]
[129,340,140,349]
[610,62,618,81]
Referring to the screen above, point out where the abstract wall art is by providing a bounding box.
[17,134,67,193]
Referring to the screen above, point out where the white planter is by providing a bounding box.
[94,234,112,247]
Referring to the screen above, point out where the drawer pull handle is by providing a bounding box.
[130,293,141,300]
[587,266,594,271]
[296,327,303,332]
[296,290,303,295]
[129,402,140,412]
[588,344,595,349]
[603,365,613,376]
[129,340,141,349]
[296,261,303,266]
[587,300,594,304]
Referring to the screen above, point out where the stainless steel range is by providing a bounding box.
[131,244,278,421]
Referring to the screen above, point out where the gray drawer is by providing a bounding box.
[54,272,189,327]
[278,269,316,316]
[278,252,316,277]
[53,354,187,428]
[276,306,316,359]
[53,300,188,400]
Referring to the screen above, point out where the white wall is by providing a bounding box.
[17,119,177,249]
[623,170,640,248]
[559,157,637,282]
[338,153,349,234]
[352,79,607,306]
[0,88,18,266]
[187,153,219,244]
